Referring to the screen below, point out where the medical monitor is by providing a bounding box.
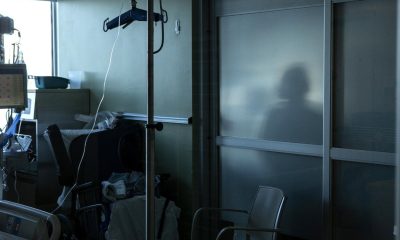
[0,64,27,110]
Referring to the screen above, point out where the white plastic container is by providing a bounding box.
[68,70,85,89]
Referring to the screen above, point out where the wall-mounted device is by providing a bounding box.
[175,19,180,35]
[0,64,27,110]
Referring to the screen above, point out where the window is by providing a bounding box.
[0,0,52,128]
[0,0,52,82]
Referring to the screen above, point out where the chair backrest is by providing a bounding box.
[46,124,75,186]
[46,120,145,186]
[247,186,286,240]
[68,121,145,182]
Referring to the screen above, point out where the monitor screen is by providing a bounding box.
[0,64,27,109]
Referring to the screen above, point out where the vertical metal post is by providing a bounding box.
[396,0,400,238]
[146,0,155,240]
[0,34,4,64]
[51,1,58,76]
[322,1,332,240]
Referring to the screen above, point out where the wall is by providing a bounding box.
[57,0,193,237]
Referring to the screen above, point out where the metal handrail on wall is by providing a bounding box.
[120,112,192,125]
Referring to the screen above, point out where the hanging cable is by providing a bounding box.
[14,170,20,203]
[1,109,11,135]
[14,118,23,149]
[12,29,21,64]
[49,0,125,216]
[153,0,167,54]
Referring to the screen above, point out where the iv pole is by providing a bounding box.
[146,0,156,239]
[103,1,166,239]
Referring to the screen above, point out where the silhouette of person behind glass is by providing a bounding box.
[261,65,322,145]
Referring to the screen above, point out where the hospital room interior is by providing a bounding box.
[0,0,398,239]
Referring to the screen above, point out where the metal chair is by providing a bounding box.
[191,186,286,240]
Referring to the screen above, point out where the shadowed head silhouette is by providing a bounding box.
[278,65,310,101]
[262,64,322,145]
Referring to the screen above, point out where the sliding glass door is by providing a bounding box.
[217,3,324,239]
[332,0,396,239]
[212,0,396,239]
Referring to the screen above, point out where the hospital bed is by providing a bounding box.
[0,200,60,240]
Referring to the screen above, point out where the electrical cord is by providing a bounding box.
[12,28,22,64]
[4,110,15,150]
[154,0,167,54]
[4,109,11,130]
[17,118,22,135]
[14,118,24,149]
[14,170,20,203]
[0,109,12,133]
[49,0,125,216]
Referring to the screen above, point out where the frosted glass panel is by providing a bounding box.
[333,161,394,240]
[333,0,396,152]
[219,6,323,144]
[220,147,322,240]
